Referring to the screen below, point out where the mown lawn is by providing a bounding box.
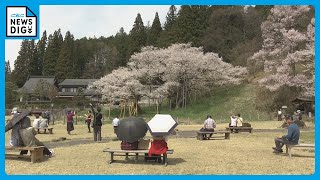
[5,120,314,175]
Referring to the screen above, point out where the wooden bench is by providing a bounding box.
[196,130,230,140]
[226,127,253,133]
[103,148,174,166]
[285,143,315,158]
[34,127,53,134]
[5,146,45,163]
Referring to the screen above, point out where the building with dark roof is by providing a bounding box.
[18,76,56,103]
[58,79,102,102]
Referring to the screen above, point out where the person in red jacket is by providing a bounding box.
[148,136,168,163]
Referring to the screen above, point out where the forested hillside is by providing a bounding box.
[6,5,314,116]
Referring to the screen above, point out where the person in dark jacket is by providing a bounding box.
[273,115,300,153]
[66,110,75,135]
[90,103,103,142]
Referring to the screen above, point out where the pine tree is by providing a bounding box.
[37,30,47,75]
[164,5,177,31]
[128,13,147,55]
[55,31,75,81]
[11,40,32,87]
[5,61,11,82]
[28,40,40,75]
[43,29,63,76]
[148,12,162,46]
[114,27,129,67]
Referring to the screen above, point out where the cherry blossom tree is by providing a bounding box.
[250,6,314,98]
[129,43,248,108]
[92,43,248,114]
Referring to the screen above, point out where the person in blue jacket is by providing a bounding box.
[273,115,300,153]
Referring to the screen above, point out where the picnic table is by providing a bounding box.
[103,148,174,166]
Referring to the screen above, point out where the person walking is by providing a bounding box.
[90,103,103,142]
[273,115,300,153]
[85,110,93,133]
[66,110,75,135]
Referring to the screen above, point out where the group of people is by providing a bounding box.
[32,113,49,133]
[66,103,103,142]
[278,109,303,121]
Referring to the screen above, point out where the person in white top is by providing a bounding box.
[112,116,120,134]
[200,115,216,139]
[277,109,282,121]
[32,114,41,129]
[229,115,238,133]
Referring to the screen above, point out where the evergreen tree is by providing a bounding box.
[158,5,178,47]
[128,13,147,55]
[5,61,11,82]
[28,40,40,75]
[6,82,18,108]
[114,27,129,67]
[174,5,212,46]
[74,38,90,78]
[164,5,177,31]
[37,30,47,75]
[202,6,246,63]
[43,29,63,76]
[55,31,75,81]
[11,40,32,87]
[148,12,162,46]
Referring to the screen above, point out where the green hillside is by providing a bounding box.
[136,84,272,124]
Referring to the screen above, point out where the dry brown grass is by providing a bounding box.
[5,120,314,175]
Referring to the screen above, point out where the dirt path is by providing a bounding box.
[44,128,313,148]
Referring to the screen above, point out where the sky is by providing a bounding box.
[5,5,173,69]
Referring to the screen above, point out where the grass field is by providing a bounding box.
[5,120,315,175]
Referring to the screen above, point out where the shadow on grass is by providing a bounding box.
[108,157,186,166]
[274,153,315,159]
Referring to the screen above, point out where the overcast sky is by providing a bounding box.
[5,5,173,69]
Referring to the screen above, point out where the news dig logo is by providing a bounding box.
[6,6,37,37]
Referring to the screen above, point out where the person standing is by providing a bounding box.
[66,110,75,135]
[277,109,282,121]
[112,116,120,134]
[90,103,103,142]
[273,115,300,153]
[85,110,93,133]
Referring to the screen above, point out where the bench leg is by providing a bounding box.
[109,152,114,164]
[30,148,43,163]
[135,153,139,162]
[199,134,203,141]
[163,153,168,166]
[49,129,53,134]
[125,153,129,160]
[285,145,292,158]
[225,133,230,139]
